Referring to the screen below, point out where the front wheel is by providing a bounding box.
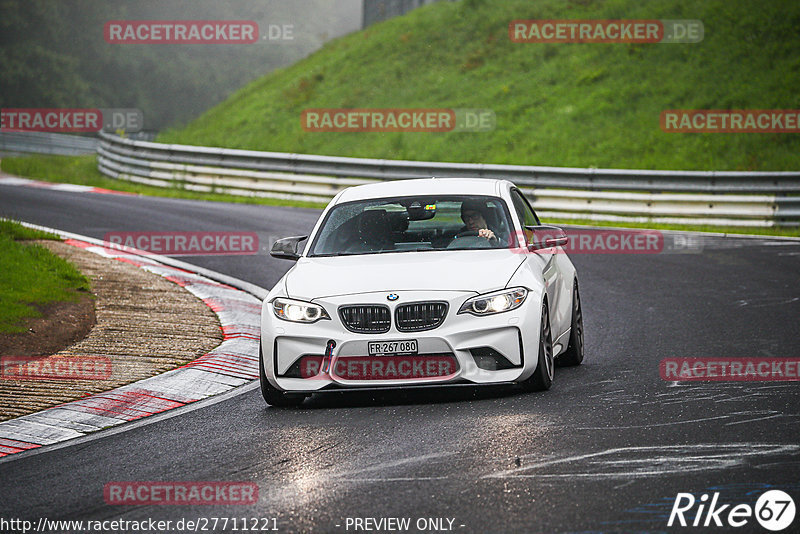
[557,280,584,367]
[259,342,306,407]
[520,301,554,392]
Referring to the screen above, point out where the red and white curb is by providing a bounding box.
[0,175,136,196]
[0,225,265,458]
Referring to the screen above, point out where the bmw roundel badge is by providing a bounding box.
[387,293,399,301]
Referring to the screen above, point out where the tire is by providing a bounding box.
[521,301,554,392]
[259,342,306,407]
[557,280,584,367]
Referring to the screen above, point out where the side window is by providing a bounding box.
[510,189,539,243]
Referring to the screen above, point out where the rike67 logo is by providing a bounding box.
[668,490,795,531]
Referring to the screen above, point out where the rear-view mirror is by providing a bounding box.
[525,225,569,250]
[270,235,308,260]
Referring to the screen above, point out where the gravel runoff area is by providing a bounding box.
[0,240,223,421]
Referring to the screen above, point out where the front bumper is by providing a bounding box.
[261,290,543,393]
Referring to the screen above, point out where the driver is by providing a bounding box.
[459,199,498,243]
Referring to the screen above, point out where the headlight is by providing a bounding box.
[458,287,528,316]
[272,298,330,323]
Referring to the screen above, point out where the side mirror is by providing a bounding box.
[270,235,308,261]
[525,226,569,251]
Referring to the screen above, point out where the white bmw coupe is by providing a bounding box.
[259,178,583,406]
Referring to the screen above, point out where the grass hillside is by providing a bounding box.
[159,0,800,171]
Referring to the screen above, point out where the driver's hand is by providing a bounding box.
[478,229,495,240]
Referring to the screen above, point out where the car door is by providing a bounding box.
[509,188,568,338]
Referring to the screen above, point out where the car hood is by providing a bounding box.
[284,250,526,299]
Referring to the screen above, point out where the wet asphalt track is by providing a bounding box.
[1,184,799,533]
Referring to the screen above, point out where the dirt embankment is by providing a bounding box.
[0,241,223,421]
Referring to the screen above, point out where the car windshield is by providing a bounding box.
[308,195,515,256]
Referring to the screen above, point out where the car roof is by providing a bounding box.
[335,178,513,204]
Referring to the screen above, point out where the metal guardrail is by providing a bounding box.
[0,131,99,156]
[96,131,800,227]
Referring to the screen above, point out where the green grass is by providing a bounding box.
[0,155,327,209]
[159,0,800,172]
[0,219,59,241]
[0,220,92,334]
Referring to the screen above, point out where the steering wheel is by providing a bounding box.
[447,231,493,249]
[453,230,481,238]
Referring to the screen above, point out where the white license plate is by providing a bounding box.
[368,340,418,356]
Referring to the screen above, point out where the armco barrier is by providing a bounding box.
[96,131,800,226]
[0,131,99,156]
